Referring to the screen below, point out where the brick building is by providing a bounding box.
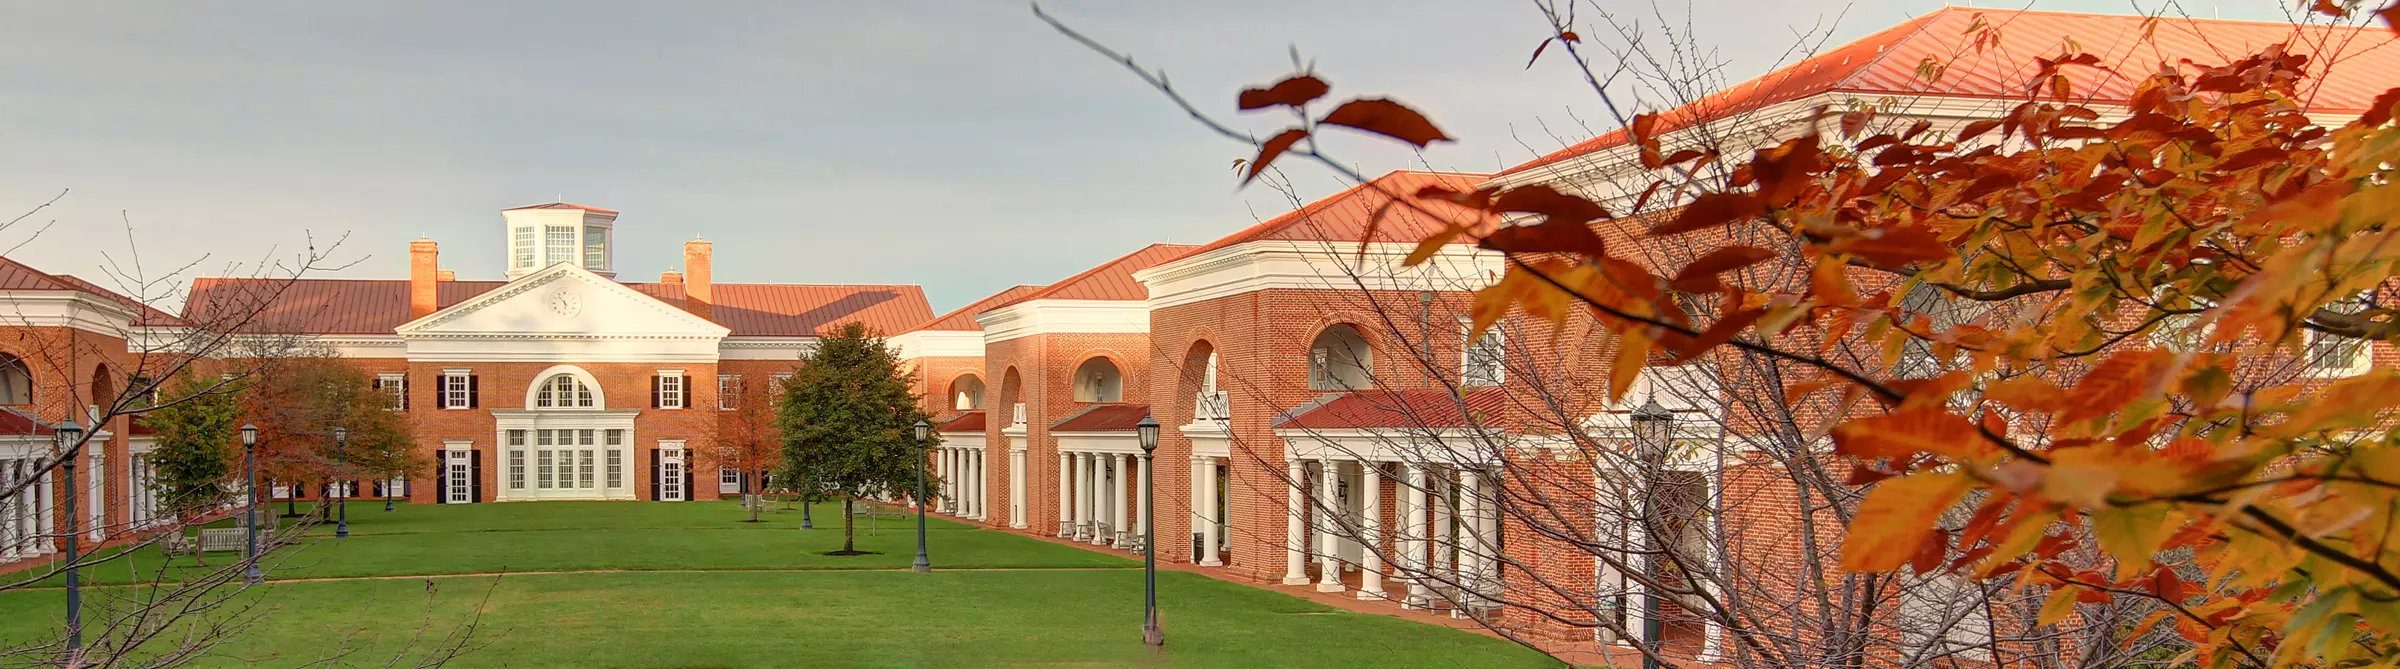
[178,202,932,505]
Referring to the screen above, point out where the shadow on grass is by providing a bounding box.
[823,550,881,556]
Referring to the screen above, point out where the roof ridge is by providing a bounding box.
[1827,6,1956,92]
[1013,243,1199,303]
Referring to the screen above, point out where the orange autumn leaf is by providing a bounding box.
[1843,472,1973,572]
[1831,405,1987,461]
[1319,98,1452,147]
[1243,129,1308,185]
[1237,75,1330,111]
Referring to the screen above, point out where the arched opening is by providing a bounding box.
[527,367,604,410]
[1176,341,1224,424]
[1308,324,1373,390]
[0,353,34,406]
[949,374,985,411]
[1071,357,1124,403]
[997,367,1024,427]
[89,365,115,416]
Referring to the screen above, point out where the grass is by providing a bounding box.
[0,501,1561,668]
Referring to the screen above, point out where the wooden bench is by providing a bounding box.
[198,528,248,553]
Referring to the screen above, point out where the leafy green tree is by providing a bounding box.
[143,372,243,522]
[245,355,420,518]
[775,321,936,554]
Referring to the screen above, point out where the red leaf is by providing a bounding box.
[1630,113,1661,154]
[1649,192,1763,236]
[1524,31,1582,69]
[1831,406,1986,461]
[1659,149,1706,166]
[2362,86,2400,127]
[1243,129,1308,185]
[1629,180,1666,214]
[1750,135,1825,206]
[1912,528,1952,574]
[1665,307,1765,360]
[1955,119,2003,142]
[1901,119,1934,142]
[1478,221,1608,258]
[1823,226,1953,267]
[1840,107,1877,139]
[1669,246,1777,294]
[1319,98,1453,147]
[1238,75,1331,111]
[1492,185,1608,224]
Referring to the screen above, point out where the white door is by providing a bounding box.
[660,446,686,502]
[445,450,473,504]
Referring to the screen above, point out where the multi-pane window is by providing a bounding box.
[578,448,597,489]
[535,374,595,408]
[1462,321,1506,386]
[544,225,577,268]
[720,465,742,494]
[377,373,407,411]
[658,373,686,409]
[605,431,624,489]
[507,431,527,490]
[718,374,743,410]
[583,226,607,270]
[770,372,793,408]
[511,226,536,268]
[2306,293,2373,376]
[537,433,555,489]
[442,370,473,409]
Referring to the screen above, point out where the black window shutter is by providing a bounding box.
[680,375,692,409]
[470,450,484,503]
[468,375,480,409]
[435,465,445,504]
[651,377,661,409]
[401,376,411,411]
[649,448,661,500]
[685,467,695,502]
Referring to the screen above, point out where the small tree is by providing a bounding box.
[714,381,786,522]
[776,321,936,554]
[144,372,242,524]
[244,353,417,518]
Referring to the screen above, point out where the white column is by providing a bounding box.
[1455,470,1486,617]
[953,450,965,516]
[88,451,104,542]
[972,450,986,520]
[1316,458,1344,593]
[1135,454,1151,543]
[1358,461,1386,600]
[2,459,17,560]
[1056,451,1071,536]
[1011,448,1028,528]
[1110,453,1130,547]
[1282,458,1309,585]
[1188,457,1207,562]
[1200,458,1222,566]
[1403,464,1430,608]
[1075,452,1094,541]
[38,468,55,553]
[1431,469,1452,601]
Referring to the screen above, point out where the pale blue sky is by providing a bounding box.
[0,0,2301,312]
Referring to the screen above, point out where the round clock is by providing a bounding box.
[546,287,583,317]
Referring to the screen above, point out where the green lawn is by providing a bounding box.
[0,501,1561,668]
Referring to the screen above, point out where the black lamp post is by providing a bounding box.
[800,476,815,529]
[55,418,85,657]
[241,423,261,585]
[911,419,932,574]
[1629,397,1673,669]
[1135,412,1162,647]
[332,427,350,538]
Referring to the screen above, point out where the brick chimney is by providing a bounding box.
[409,238,439,319]
[660,270,683,284]
[683,238,713,320]
[436,269,455,282]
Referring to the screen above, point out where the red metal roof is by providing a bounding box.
[0,407,55,437]
[914,285,1045,332]
[1172,171,1496,261]
[1500,7,2400,177]
[503,202,619,215]
[182,277,933,337]
[1049,403,1153,432]
[1273,388,1509,430]
[1008,243,1198,304]
[0,257,182,325]
[940,410,987,433]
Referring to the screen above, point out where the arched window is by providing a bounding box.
[0,354,30,405]
[1309,324,1373,390]
[1072,357,1123,403]
[950,375,985,410]
[534,374,596,409]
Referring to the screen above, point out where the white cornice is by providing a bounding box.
[719,337,819,361]
[0,291,138,336]
[976,299,1149,344]
[1056,432,1142,455]
[889,330,984,360]
[1133,240,1503,311]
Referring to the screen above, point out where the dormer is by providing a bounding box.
[502,202,618,279]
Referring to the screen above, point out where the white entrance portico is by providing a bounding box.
[1050,403,1156,552]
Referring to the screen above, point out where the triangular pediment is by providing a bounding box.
[397,264,730,339]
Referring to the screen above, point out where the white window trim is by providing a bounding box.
[1461,318,1506,387]
[377,373,407,412]
[717,374,741,411]
[442,368,473,410]
[658,369,686,410]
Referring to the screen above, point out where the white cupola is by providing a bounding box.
[501,202,618,279]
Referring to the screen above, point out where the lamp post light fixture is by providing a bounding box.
[912,419,932,574]
[1628,397,1673,669]
[240,423,262,585]
[1135,412,1163,648]
[332,427,350,538]
[55,418,85,657]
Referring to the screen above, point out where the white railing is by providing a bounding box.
[1195,391,1230,424]
[1011,402,1027,427]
